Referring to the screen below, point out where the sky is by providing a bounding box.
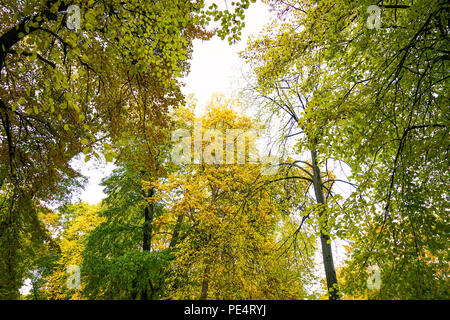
[181,1,272,110]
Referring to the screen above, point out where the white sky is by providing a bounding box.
[181,1,272,111]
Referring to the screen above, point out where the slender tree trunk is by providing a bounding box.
[311,150,339,300]
[130,279,138,300]
[142,188,155,251]
[200,187,217,300]
[140,188,155,300]
[169,213,184,248]
[200,260,211,300]
[141,286,148,300]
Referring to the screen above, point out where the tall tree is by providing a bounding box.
[153,97,317,299]
[39,202,104,300]
[243,0,448,298]
[80,162,173,300]
[242,4,349,299]
[0,0,255,298]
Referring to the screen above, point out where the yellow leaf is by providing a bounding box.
[104,153,113,162]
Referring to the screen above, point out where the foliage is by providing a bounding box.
[81,163,172,299]
[2,0,447,301]
[151,97,317,299]
[0,0,255,298]
[36,202,104,299]
[243,0,449,299]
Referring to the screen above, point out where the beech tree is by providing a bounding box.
[2,0,447,301]
[0,0,254,298]
[243,0,448,299]
[151,97,317,299]
[61,97,317,300]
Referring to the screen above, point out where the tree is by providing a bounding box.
[81,163,173,300]
[38,202,103,299]
[0,0,255,298]
[243,0,448,298]
[153,96,317,299]
[242,2,351,299]
[0,195,61,299]
[338,215,449,299]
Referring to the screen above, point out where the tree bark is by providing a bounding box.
[140,188,155,300]
[311,151,339,300]
[0,1,69,76]
[200,260,211,300]
[142,188,155,252]
[169,213,184,248]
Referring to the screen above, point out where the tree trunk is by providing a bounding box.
[140,188,155,300]
[169,213,184,248]
[142,188,155,251]
[200,260,211,300]
[311,151,339,300]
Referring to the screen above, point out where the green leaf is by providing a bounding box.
[104,153,113,162]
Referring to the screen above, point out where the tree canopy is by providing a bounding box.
[1,0,448,301]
